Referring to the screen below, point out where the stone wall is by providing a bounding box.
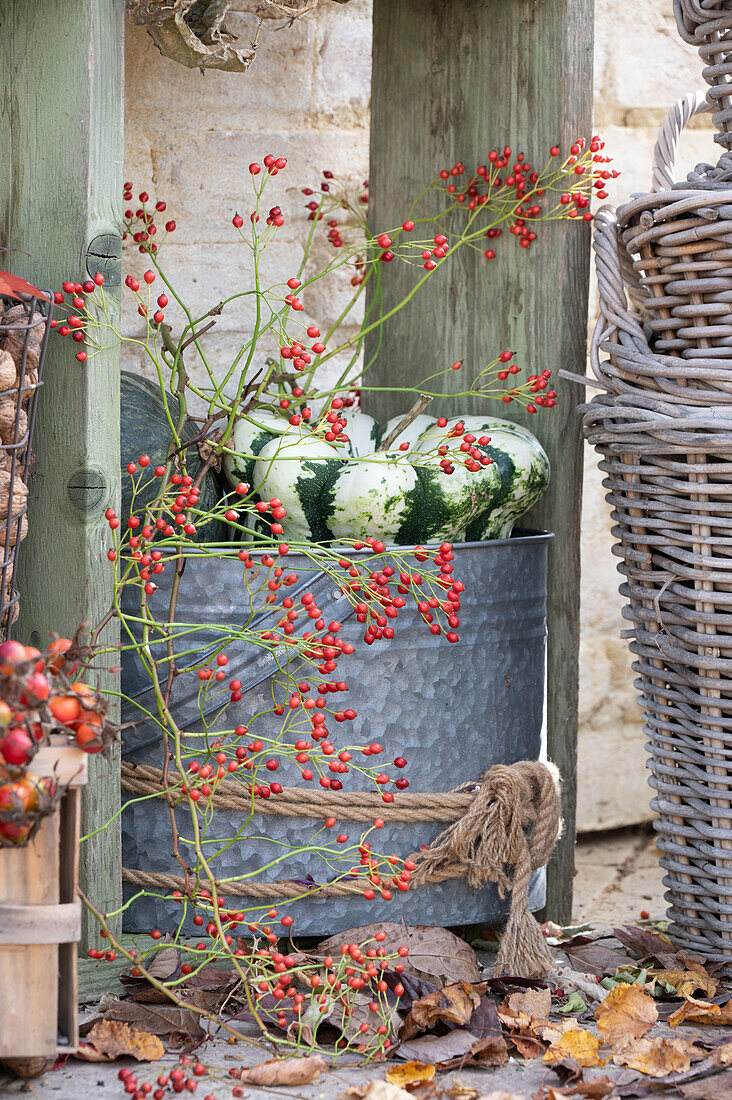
[122,0,717,832]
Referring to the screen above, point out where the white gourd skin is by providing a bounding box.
[339,409,382,457]
[223,409,292,492]
[327,455,421,542]
[413,415,549,540]
[382,413,436,452]
[469,421,549,539]
[254,431,340,541]
[409,419,502,541]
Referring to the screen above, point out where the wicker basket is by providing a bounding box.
[581,75,732,962]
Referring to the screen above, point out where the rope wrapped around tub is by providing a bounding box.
[121,758,562,978]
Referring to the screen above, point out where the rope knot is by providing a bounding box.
[411,760,562,978]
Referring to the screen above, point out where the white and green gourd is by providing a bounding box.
[222,406,549,545]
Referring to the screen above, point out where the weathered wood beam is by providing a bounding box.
[367,0,593,922]
[0,0,124,949]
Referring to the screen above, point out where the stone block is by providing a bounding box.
[594,0,708,120]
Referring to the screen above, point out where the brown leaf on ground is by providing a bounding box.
[669,994,732,1028]
[537,1081,615,1100]
[238,1055,325,1086]
[613,926,680,968]
[402,983,483,1038]
[73,1041,113,1063]
[612,1035,705,1077]
[397,1028,507,1068]
[496,991,550,1059]
[594,983,658,1046]
[182,965,239,991]
[385,1063,436,1088]
[145,944,181,980]
[360,1083,413,1100]
[680,1068,732,1100]
[714,1044,732,1067]
[81,1019,164,1062]
[445,1084,479,1100]
[318,923,480,986]
[563,942,633,977]
[652,962,717,999]
[403,1084,441,1100]
[540,1019,582,1046]
[101,998,204,1039]
[543,1029,605,1068]
[472,1094,524,1100]
[506,986,552,1020]
[468,997,503,1041]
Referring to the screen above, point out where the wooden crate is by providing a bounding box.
[0,737,88,1075]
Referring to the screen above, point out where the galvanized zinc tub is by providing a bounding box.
[121,531,551,934]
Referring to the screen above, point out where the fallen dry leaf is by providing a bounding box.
[102,998,204,1040]
[652,962,717,1000]
[612,1035,704,1077]
[81,1019,164,1062]
[613,925,680,968]
[402,983,483,1038]
[318,923,480,986]
[540,1080,615,1100]
[506,987,552,1021]
[362,1083,413,1100]
[543,1028,605,1068]
[669,994,732,1028]
[468,997,503,1042]
[714,1044,732,1068]
[385,1062,435,1088]
[238,1055,324,1086]
[680,1068,732,1100]
[472,1094,524,1100]
[594,982,657,1046]
[73,1041,114,1063]
[540,1018,580,1045]
[496,992,550,1060]
[445,1084,479,1100]
[563,942,631,977]
[397,1028,506,1067]
[402,1086,440,1100]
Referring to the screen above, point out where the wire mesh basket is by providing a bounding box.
[0,293,51,637]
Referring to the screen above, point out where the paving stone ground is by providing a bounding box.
[0,827,669,1100]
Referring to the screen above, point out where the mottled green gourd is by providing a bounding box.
[222,406,549,544]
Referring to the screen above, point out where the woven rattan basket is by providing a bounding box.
[581,70,732,961]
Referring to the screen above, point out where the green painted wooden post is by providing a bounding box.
[368,0,593,922]
[0,0,124,948]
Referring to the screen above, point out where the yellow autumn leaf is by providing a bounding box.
[652,963,717,999]
[668,993,732,1028]
[385,1062,436,1088]
[543,1028,605,1068]
[594,983,657,1046]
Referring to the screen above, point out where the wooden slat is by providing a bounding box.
[0,814,59,1059]
[0,0,124,952]
[31,739,89,788]
[367,0,593,922]
[0,901,81,944]
[58,788,81,1048]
